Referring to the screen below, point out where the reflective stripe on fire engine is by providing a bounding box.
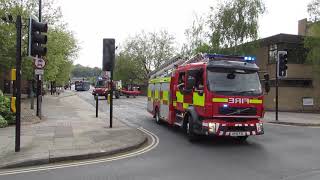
[162,91,169,101]
[149,77,171,84]
[212,97,263,104]
[147,89,151,98]
[193,92,205,106]
[249,99,263,104]
[155,90,159,100]
[173,101,177,107]
[176,91,184,103]
[212,98,228,103]
[183,103,189,109]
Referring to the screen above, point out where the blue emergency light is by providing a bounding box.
[204,53,256,63]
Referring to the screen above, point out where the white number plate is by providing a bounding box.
[230,132,247,136]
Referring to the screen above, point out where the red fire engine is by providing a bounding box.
[147,54,270,141]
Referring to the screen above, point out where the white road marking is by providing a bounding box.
[0,127,159,176]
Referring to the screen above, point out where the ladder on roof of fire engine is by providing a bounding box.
[149,53,256,79]
[149,53,208,79]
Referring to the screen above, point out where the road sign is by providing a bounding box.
[35,69,44,75]
[34,58,46,69]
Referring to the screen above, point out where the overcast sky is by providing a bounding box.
[55,0,311,68]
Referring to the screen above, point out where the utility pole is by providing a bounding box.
[15,15,22,152]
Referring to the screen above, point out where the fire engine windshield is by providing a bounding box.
[95,80,106,87]
[207,68,262,96]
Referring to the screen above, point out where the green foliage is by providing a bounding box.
[180,0,265,57]
[305,22,320,74]
[208,0,265,53]
[0,0,78,85]
[119,30,176,84]
[114,53,146,85]
[71,64,102,78]
[181,14,207,57]
[45,28,78,85]
[0,115,8,128]
[0,91,15,125]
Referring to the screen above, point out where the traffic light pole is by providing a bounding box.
[109,70,113,128]
[36,0,42,118]
[15,15,22,152]
[275,54,279,121]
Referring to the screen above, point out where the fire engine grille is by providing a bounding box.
[219,107,257,116]
[222,126,256,132]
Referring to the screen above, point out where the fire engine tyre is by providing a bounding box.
[126,95,130,98]
[115,92,120,99]
[155,109,161,124]
[186,115,198,142]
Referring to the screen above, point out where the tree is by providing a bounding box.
[120,30,176,83]
[114,53,145,85]
[71,64,102,78]
[305,23,320,67]
[181,14,207,57]
[208,0,265,54]
[0,0,78,87]
[305,0,320,68]
[308,0,320,22]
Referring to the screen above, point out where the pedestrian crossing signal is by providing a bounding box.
[277,51,288,78]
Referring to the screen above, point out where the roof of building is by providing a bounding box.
[260,33,305,45]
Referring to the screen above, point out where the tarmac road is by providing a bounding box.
[1,90,320,180]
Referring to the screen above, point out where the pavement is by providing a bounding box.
[0,90,147,169]
[263,111,320,126]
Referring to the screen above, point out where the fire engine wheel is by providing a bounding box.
[155,109,161,124]
[186,116,198,142]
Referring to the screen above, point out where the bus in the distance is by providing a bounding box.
[75,81,90,91]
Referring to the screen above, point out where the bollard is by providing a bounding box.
[107,94,110,104]
[95,95,98,117]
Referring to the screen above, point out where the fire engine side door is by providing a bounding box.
[160,81,170,121]
[183,70,196,109]
[175,71,186,112]
[147,83,154,113]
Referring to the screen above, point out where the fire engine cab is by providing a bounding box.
[147,53,270,141]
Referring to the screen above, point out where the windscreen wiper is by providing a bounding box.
[236,90,259,94]
[214,90,237,94]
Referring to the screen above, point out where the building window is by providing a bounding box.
[278,43,307,64]
[267,79,313,88]
[268,44,277,64]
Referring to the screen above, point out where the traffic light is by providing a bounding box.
[102,38,115,71]
[28,17,48,57]
[277,51,288,78]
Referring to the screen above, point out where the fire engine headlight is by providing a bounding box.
[208,123,216,133]
[256,123,263,133]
